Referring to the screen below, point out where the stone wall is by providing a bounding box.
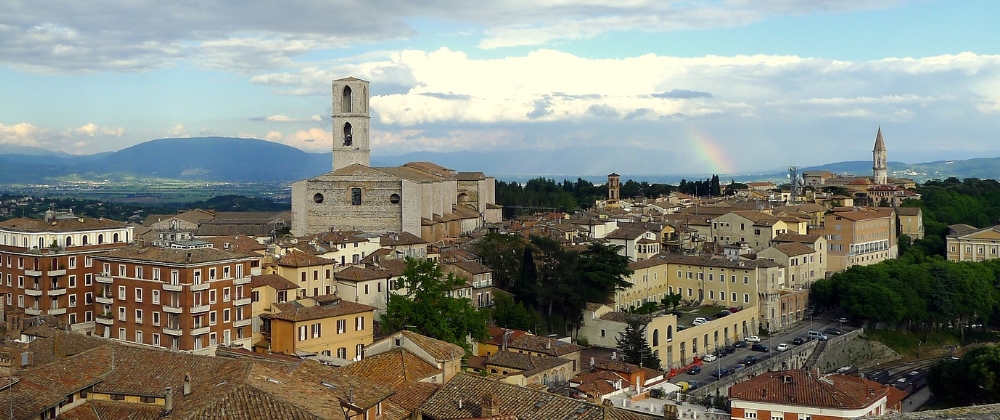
[689,339,818,399]
[814,329,900,373]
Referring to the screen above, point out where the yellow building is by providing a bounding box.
[898,207,924,241]
[710,210,806,252]
[616,255,766,313]
[258,295,375,361]
[946,224,1000,262]
[269,249,336,298]
[822,207,897,273]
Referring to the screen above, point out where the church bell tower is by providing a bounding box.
[332,77,371,171]
[872,127,887,185]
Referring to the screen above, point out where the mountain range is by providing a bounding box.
[0,137,998,185]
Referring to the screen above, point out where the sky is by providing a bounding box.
[2,0,1000,174]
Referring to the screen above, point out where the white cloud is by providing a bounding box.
[168,123,188,137]
[0,122,47,147]
[74,123,125,137]
[251,114,323,123]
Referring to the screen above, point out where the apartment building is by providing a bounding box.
[270,250,335,298]
[604,226,660,261]
[259,295,376,361]
[730,370,904,420]
[946,223,1000,262]
[711,210,806,251]
[0,214,133,330]
[616,254,767,312]
[441,260,496,308]
[93,246,257,354]
[898,206,924,240]
[823,207,897,273]
[758,242,822,288]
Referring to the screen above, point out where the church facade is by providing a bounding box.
[291,77,498,241]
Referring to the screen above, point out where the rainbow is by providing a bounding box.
[687,127,736,174]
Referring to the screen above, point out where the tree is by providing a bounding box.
[381,258,488,352]
[491,293,543,332]
[929,344,1000,407]
[616,315,661,370]
[475,232,525,290]
[661,292,682,310]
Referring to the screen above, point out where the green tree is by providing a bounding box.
[381,258,488,352]
[616,315,661,370]
[475,232,525,290]
[929,344,1000,407]
[661,292,682,310]
[491,293,543,332]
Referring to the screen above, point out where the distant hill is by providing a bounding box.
[101,137,331,181]
[0,136,999,185]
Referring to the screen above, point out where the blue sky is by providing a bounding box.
[2,0,999,174]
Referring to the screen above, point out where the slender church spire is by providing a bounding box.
[872,127,887,185]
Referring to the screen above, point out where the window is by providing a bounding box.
[337,347,347,358]
[118,264,126,277]
[135,266,143,279]
[209,311,217,326]
[732,292,737,302]
[351,188,362,205]
[745,410,757,419]
[600,329,606,338]
[355,316,365,331]
[118,307,127,321]
[337,319,346,334]
[743,276,749,285]
[152,290,160,304]
[68,294,77,307]
[152,311,160,326]
[223,308,231,323]
[68,275,76,288]
[85,292,93,305]
[364,284,369,295]
[209,268,217,280]
[252,290,260,302]
[298,325,308,341]
[135,288,142,302]
[135,330,143,344]
[312,323,321,338]
[194,270,202,284]
[135,309,142,324]
[223,287,231,302]
[153,333,160,346]
[744,293,750,303]
[209,290,216,304]
[151,268,160,281]
[118,327,126,339]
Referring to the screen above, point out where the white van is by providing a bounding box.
[808,330,828,341]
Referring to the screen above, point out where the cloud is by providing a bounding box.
[586,104,619,118]
[74,123,125,137]
[168,123,188,137]
[250,114,323,123]
[0,122,47,147]
[652,89,713,99]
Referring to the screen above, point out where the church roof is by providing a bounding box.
[334,76,367,82]
[874,127,886,152]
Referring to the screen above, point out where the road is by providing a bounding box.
[673,314,855,386]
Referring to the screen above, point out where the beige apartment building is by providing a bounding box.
[822,207,897,273]
[946,224,1000,262]
[710,211,806,252]
[258,295,376,361]
[269,250,335,298]
[898,206,924,240]
[758,242,822,288]
[93,246,258,354]
[618,254,766,312]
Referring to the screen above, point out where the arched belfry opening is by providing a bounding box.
[342,86,352,112]
[343,122,353,146]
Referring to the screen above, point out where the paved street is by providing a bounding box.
[673,313,855,386]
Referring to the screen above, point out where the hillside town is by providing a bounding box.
[0,78,987,420]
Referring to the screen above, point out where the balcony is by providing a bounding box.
[25,308,42,316]
[162,282,184,292]
[96,316,114,325]
[163,304,184,314]
[48,307,66,316]
[163,326,183,336]
[25,288,42,297]
[234,276,251,285]
[190,326,210,336]
[48,288,67,296]
[190,304,210,314]
[48,268,66,277]
[191,282,210,292]
[96,295,113,305]
[24,269,42,277]
[234,318,252,328]
[96,274,113,284]
[234,297,251,307]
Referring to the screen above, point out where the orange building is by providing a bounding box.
[822,207,897,273]
[259,295,375,361]
[730,370,905,419]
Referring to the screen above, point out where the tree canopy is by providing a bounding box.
[380,258,488,352]
[616,315,662,370]
[929,344,1000,406]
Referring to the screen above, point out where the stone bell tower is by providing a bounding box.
[332,77,371,171]
[872,127,887,185]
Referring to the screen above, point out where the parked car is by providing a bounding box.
[693,317,709,326]
[702,354,717,363]
[687,379,700,390]
[742,355,758,366]
[711,366,730,378]
[751,343,769,352]
[824,328,844,336]
[745,335,761,343]
[731,364,746,373]
[715,310,732,319]
[722,345,736,355]
[792,337,806,345]
[733,340,749,348]
[776,343,790,352]
[687,365,702,375]
[808,330,829,341]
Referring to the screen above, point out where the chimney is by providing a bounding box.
[164,387,174,414]
[183,373,192,396]
[545,340,552,350]
[457,398,463,409]
[482,394,501,416]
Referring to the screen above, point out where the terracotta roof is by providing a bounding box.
[389,381,441,412]
[249,273,300,290]
[201,235,267,252]
[486,351,572,375]
[772,233,822,244]
[769,242,817,257]
[573,370,630,397]
[483,327,528,347]
[599,312,652,324]
[277,250,333,267]
[335,266,390,282]
[0,216,128,232]
[372,331,465,362]
[727,210,780,226]
[508,335,584,357]
[264,297,376,322]
[897,207,921,216]
[61,400,163,420]
[829,207,895,221]
[340,348,440,387]
[380,231,428,246]
[97,245,256,265]
[447,260,491,275]
[729,370,889,410]
[605,226,650,240]
[420,373,658,420]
